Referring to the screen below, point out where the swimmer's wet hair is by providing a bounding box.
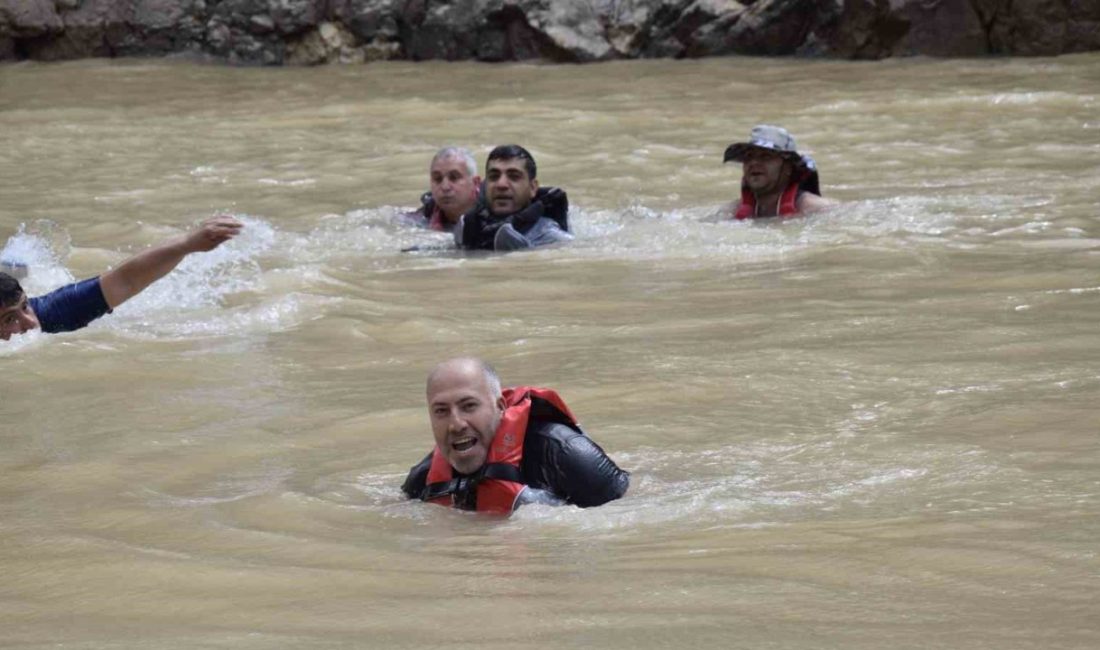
[0,272,24,308]
[487,144,537,180]
[431,147,478,178]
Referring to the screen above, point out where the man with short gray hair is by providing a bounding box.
[411,146,482,232]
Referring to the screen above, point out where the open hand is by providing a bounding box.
[186,215,243,252]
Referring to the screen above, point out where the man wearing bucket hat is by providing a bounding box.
[723,125,835,219]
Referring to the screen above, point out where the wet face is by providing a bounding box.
[427,361,505,475]
[429,156,480,221]
[485,158,538,216]
[741,147,791,196]
[0,293,40,341]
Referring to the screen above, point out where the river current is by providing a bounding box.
[1,55,1099,649]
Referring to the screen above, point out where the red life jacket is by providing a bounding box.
[733,181,801,220]
[423,386,578,514]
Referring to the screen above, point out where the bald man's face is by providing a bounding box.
[427,362,505,475]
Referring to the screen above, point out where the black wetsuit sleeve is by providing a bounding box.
[401,451,433,499]
[523,422,630,508]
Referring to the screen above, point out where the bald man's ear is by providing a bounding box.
[496,395,506,413]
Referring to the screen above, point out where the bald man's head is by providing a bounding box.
[426,357,501,400]
[426,357,505,475]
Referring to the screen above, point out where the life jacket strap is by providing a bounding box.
[420,462,525,509]
[481,462,524,484]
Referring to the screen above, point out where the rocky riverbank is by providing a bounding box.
[2,0,1098,65]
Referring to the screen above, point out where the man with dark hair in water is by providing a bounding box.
[723,124,836,219]
[1,216,241,341]
[402,357,629,514]
[454,145,573,251]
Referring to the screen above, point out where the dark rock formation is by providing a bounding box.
[828,0,1100,58]
[976,0,1100,56]
[1,0,1097,64]
[687,0,839,57]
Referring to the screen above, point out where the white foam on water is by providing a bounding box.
[331,431,1003,539]
[275,188,1069,280]
[0,219,77,292]
[105,214,282,338]
[913,90,1097,110]
[6,188,1073,348]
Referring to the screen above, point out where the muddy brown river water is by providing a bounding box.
[1,54,1099,649]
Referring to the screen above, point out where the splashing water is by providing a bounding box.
[0,220,75,290]
[108,214,283,338]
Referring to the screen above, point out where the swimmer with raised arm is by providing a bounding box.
[1,216,242,341]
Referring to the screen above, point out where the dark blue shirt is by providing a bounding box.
[29,277,111,334]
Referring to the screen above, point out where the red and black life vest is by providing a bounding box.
[733,162,821,220]
[734,181,801,220]
[421,386,578,514]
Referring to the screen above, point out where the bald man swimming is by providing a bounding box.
[402,357,629,514]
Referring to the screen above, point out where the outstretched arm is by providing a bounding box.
[99,216,242,309]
